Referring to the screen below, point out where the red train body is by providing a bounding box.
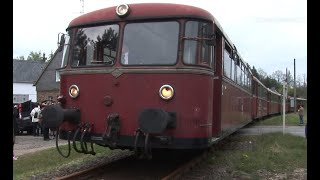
[41,3,298,158]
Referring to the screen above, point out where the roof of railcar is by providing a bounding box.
[68,3,215,29]
[267,88,281,96]
[67,3,234,45]
[252,76,268,89]
[67,3,249,72]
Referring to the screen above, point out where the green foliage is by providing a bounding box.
[26,51,50,61]
[15,56,25,60]
[207,133,307,177]
[251,67,307,98]
[27,51,43,61]
[257,110,307,126]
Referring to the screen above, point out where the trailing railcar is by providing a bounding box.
[252,76,268,119]
[267,88,281,116]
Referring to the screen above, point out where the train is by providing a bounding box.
[41,3,305,159]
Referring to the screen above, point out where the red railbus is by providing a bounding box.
[41,3,293,158]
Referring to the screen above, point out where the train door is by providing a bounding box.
[212,30,223,138]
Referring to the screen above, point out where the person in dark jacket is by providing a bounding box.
[39,103,50,141]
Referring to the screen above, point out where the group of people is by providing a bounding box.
[13,102,53,160]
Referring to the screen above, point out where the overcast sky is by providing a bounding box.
[13,0,307,79]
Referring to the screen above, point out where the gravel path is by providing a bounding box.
[14,135,68,156]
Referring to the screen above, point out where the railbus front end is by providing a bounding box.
[41,3,223,158]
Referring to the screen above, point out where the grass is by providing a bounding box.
[255,109,307,126]
[13,144,122,180]
[209,108,308,177]
[207,132,307,178]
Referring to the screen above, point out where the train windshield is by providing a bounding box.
[71,25,119,67]
[121,21,179,65]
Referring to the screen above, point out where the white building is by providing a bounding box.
[13,60,47,104]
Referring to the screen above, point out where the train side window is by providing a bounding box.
[223,49,232,78]
[223,44,232,78]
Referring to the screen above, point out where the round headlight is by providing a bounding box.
[159,85,174,100]
[69,85,80,98]
[116,4,129,17]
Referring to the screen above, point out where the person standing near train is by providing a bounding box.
[39,102,50,141]
[30,103,41,136]
[298,104,304,125]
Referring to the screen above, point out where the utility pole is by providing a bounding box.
[294,58,296,113]
[80,0,84,14]
[282,79,287,135]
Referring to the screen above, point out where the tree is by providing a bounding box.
[286,70,294,87]
[15,56,25,60]
[257,68,267,80]
[27,51,43,61]
[271,70,283,83]
[49,51,54,60]
[251,66,260,79]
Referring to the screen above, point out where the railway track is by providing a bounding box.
[55,149,209,180]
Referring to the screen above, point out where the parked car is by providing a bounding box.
[16,100,37,135]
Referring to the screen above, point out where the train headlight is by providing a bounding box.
[69,85,80,98]
[116,4,129,17]
[159,85,174,100]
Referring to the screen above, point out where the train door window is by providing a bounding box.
[61,32,70,68]
[243,67,247,89]
[183,21,214,67]
[247,73,250,91]
[200,23,213,66]
[71,25,119,67]
[231,58,235,81]
[258,85,261,97]
[252,80,256,94]
[223,43,232,78]
[236,60,241,85]
[242,64,245,88]
[249,72,252,91]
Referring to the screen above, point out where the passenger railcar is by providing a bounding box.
[41,3,299,158]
